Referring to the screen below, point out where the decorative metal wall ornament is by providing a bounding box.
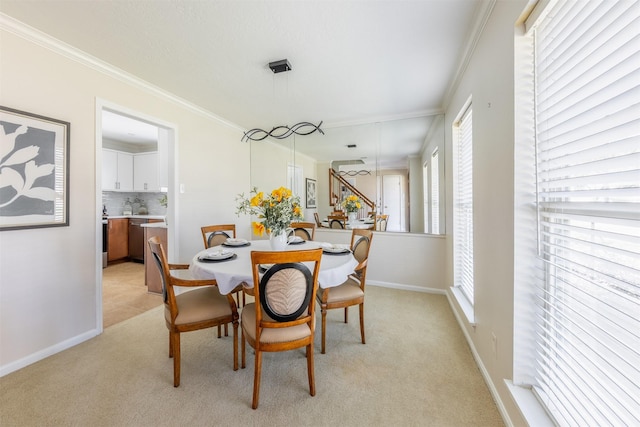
[241,121,324,142]
[338,170,372,176]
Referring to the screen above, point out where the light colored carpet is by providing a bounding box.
[0,286,504,426]
[102,262,162,328]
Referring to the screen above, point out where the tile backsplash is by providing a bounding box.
[102,191,167,216]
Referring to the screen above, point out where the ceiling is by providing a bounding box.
[0,0,484,168]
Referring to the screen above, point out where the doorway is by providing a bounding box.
[382,174,405,232]
[95,100,177,332]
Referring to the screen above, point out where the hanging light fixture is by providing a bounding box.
[241,59,324,142]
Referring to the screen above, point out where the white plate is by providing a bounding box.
[259,263,275,272]
[322,245,350,253]
[202,250,235,260]
[288,236,303,243]
[224,238,248,246]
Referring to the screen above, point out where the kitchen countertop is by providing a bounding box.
[141,222,168,229]
[104,215,166,220]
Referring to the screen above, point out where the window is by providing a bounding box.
[453,102,474,304]
[521,1,640,425]
[423,161,430,232]
[431,148,440,234]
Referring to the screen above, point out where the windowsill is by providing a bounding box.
[450,286,476,326]
[506,381,555,427]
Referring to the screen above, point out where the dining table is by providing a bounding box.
[189,239,359,295]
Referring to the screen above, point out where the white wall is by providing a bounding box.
[0,26,249,374]
[316,229,446,292]
[443,1,526,425]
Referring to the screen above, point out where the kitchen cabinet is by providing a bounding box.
[133,152,159,191]
[144,224,167,294]
[128,218,147,262]
[107,218,129,262]
[102,149,133,191]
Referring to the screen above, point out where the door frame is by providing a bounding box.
[94,99,178,332]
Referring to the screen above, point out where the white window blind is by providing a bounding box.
[532,0,640,425]
[431,149,440,234]
[454,105,474,303]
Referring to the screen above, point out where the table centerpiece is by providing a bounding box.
[236,186,303,250]
[342,194,362,224]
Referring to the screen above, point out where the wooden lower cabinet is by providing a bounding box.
[144,226,167,294]
[107,218,129,262]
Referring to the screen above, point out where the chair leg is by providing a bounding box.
[232,321,239,371]
[307,343,316,396]
[241,329,246,369]
[252,349,263,409]
[217,325,221,338]
[344,306,349,323]
[172,332,181,387]
[359,303,366,344]
[168,330,173,358]
[321,307,327,354]
[224,323,229,337]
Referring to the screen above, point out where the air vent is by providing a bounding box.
[347,144,357,148]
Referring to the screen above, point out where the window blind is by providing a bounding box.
[431,149,440,234]
[533,0,640,425]
[454,105,474,303]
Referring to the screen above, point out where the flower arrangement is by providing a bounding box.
[236,186,303,236]
[342,194,362,213]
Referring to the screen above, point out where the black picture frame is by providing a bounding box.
[0,106,70,230]
[305,178,316,208]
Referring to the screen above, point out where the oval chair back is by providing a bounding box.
[201,224,236,248]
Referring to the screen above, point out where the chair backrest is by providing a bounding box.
[313,212,322,227]
[290,222,316,240]
[201,224,236,248]
[147,236,174,305]
[250,249,322,326]
[350,228,374,264]
[376,215,388,231]
[328,214,346,229]
[329,219,344,229]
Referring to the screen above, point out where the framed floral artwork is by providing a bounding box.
[0,106,70,230]
[305,178,316,208]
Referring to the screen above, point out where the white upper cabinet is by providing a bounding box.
[103,145,167,192]
[133,152,159,191]
[102,149,133,191]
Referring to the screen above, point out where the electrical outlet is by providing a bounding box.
[491,332,497,357]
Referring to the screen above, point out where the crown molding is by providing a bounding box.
[441,0,497,112]
[0,13,244,133]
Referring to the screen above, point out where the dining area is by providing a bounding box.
[147,186,376,408]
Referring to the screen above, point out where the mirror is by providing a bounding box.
[249,114,445,234]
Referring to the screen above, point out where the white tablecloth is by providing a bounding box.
[189,240,358,295]
[321,219,375,229]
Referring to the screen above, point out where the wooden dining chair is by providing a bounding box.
[328,214,346,229]
[201,224,245,310]
[201,224,236,248]
[313,212,323,228]
[316,228,373,354]
[148,236,239,387]
[376,214,389,231]
[241,248,323,409]
[290,221,316,240]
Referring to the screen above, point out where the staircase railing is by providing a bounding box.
[328,168,375,218]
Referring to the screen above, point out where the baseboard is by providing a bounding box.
[0,328,100,377]
[367,280,446,295]
[446,291,514,427]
